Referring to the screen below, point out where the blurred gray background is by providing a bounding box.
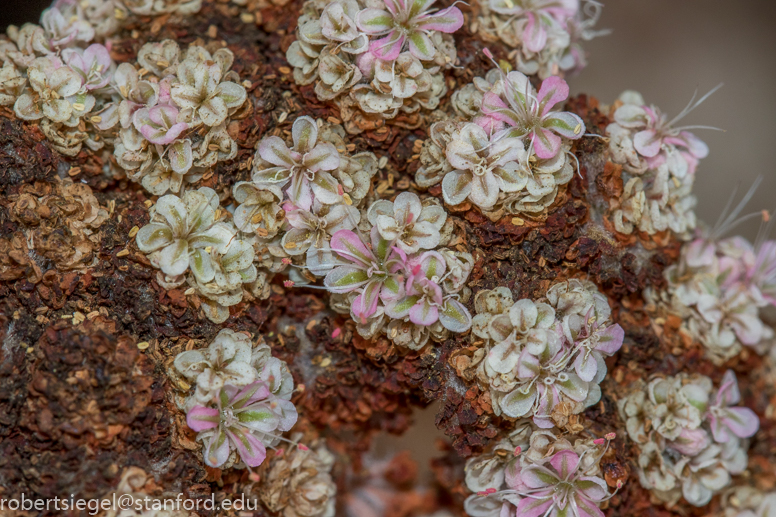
[571,0,776,240]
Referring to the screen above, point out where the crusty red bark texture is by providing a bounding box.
[1,1,774,516]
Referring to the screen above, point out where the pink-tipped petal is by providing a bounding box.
[523,12,548,53]
[549,449,580,479]
[330,229,376,266]
[633,129,662,158]
[531,128,563,159]
[186,405,220,432]
[225,428,267,467]
[369,32,404,61]
[409,298,439,326]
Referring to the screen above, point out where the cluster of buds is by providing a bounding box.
[618,371,759,506]
[467,280,623,426]
[172,329,299,469]
[648,222,776,361]
[605,89,718,237]
[416,58,583,219]
[103,40,247,195]
[473,0,607,79]
[286,0,463,133]
[464,425,620,517]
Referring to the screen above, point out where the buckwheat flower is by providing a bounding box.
[13,56,81,123]
[499,336,589,426]
[232,183,285,238]
[254,116,342,210]
[513,449,611,517]
[40,4,94,49]
[442,122,528,209]
[137,39,181,77]
[187,381,298,468]
[133,104,193,175]
[315,47,363,100]
[485,298,557,374]
[135,187,236,277]
[171,51,247,128]
[282,200,360,275]
[571,313,624,383]
[646,376,704,440]
[94,63,160,130]
[0,61,26,106]
[674,444,734,507]
[637,441,680,499]
[367,192,446,253]
[706,370,759,443]
[62,43,113,91]
[488,0,578,53]
[371,51,432,99]
[252,342,295,400]
[385,251,472,332]
[480,67,585,159]
[324,228,405,322]
[612,87,719,178]
[320,0,369,53]
[355,0,464,61]
[175,329,260,408]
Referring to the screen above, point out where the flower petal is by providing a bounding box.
[415,6,464,33]
[292,115,319,153]
[355,8,394,34]
[225,428,267,467]
[186,405,220,432]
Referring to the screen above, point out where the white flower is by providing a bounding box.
[367,192,446,253]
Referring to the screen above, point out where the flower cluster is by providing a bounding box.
[286,0,462,132]
[416,64,581,218]
[473,0,607,79]
[135,187,264,323]
[173,329,298,469]
[251,437,337,517]
[103,40,247,195]
[1,6,117,157]
[648,232,776,361]
[464,425,618,517]
[467,280,623,427]
[722,486,776,517]
[323,191,473,349]
[605,89,716,237]
[617,371,759,507]
[1,3,244,192]
[236,116,377,271]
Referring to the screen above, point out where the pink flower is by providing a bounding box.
[323,228,405,322]
[706,370,760,443]
[133,104,189,145]
[512,449,610,517]
[187,381,298,468]
[488,0,578,53]
[62,43,113,90]
[254,116,341,211]
[612,86,721,178]
[355,0,464,61]
[479,68,585,159]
